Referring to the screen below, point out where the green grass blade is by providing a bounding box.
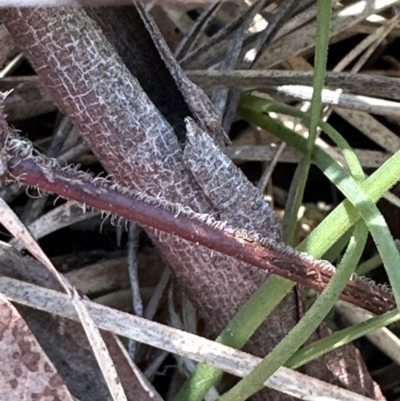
[237,105,400,258]
[219,221,368,401]
[286,308,400,369]
[172,276,293,401]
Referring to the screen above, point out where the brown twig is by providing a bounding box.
[3,139,394,315]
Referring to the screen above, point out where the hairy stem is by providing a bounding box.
[2,133,394,316]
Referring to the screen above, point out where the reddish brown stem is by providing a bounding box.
[6,152,395,315]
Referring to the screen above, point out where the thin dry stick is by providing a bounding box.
[0,276,377,401]
[334,13,400,72]
[127,222,143,359]
[0,198,128,401]
[0,53,24,78]
[144,268,171,321]
[257,141,286,192]
[225,144,390,168]
[186,70,400,101]
[9,202,99,250]
[252,0,398,69]
[270,85,400,117]
[174,2,221,59]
